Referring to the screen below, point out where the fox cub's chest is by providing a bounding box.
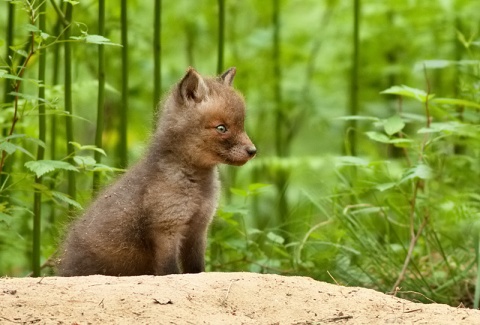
[143,172,219,224]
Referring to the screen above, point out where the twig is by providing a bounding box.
[391,213,429,292]
[0,316,23,323]
[0,17,37,176]
[222,279,239,305]
[327,315,353,322]
[394,289,437,304]
[327,270,341,286]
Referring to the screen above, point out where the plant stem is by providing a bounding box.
[272,0,283,157]
[119,0,129,168]
[474,236,480,309]
[0,18,36,177]
[392,67,432,292]
[49,0,69,26]
[153,0,162,118]
[3,0,16,123]
[272,0,290,245]
[93,0,105,193]
[48,1,64,229]
[391,208,429,292]
[217,0,225,75]
[346,0,360,156]
[210,0,227,268]
[32,0,47,277]
[64,2,76,204]
[0,0,16,190]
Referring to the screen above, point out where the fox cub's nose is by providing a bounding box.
[246,146,257,157]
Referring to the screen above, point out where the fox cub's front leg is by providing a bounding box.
[153,233,181,275]
[180,225,208,273]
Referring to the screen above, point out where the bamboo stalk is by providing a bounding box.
[0,16,36,179]
[0,0,16,189]
[273,0,284,157]
[2,0,15,117]
[474,236,480,309]
[210,0,228,270]
[217,0,225,74]
[64,3,76,203]
[119,0,129,168]
[93,0,106,192]
[346,0,360,156]
[453,17,465,155]
[32,0,47,277]
[272,0,290,245]
[47,1,65,231]
[153,0,162,117]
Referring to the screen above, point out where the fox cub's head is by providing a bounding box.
[159,67,256,168]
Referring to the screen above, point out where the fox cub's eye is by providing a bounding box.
[216,125,228,133]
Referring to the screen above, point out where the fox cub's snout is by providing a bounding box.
[170,67,256,168]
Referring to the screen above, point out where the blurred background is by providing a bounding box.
[1,0,480,307]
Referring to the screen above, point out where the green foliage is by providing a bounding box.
[25,160,78,178]
[1,0,480,309]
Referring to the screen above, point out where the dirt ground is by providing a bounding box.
[1,272,479,325]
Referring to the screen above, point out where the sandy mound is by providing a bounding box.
[1,272,479,324]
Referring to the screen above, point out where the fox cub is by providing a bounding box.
[58,67,256,276]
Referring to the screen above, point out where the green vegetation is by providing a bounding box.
[1,0,480,308]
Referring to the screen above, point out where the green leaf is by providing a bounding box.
[267,232,285,245]
[0,142,17,155]
[0,212,12,226]
[70,142,107,156]
[85,34,120,46]
[248,183,271,192]
[230,188,248,197]
[380,85,433,103]
[15,49,29,58]
[2,134,27,141]
[0,69,24,81]
[25,160,79,178]
[375,182,396,192]
[92,164,125,172]
[417,122,478,137]
[51,191,83,209]
[350,206,386,216]
[40,32,50,40]
[0,142,35,158]
[74,156,97,167]
[433,98,480,110]
[24,23,40,32]
[365,131,391,143]
[25,137,46,148]
[383,115,405,136]
[8,91,45,102]
[417,60,454,69]
[402,164,432,182]
[336,156,369,167]
[365,131,412,146]
[336,115,380,122]
[388,138,413,148]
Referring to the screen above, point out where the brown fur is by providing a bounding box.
[57,67,256,276]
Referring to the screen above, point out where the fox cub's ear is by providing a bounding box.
[220,67,236,86]
[179,67,209,103]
